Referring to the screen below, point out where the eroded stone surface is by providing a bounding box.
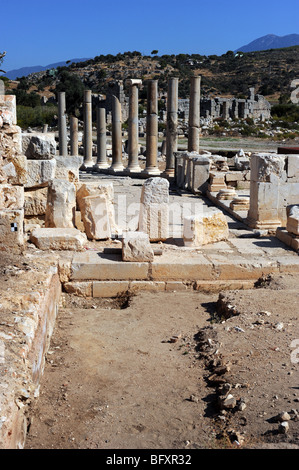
[183,209,229,247]
[45,179,76,228]
[122,231,154,262]
[30,227,87,251]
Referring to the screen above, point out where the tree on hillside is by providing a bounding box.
[55,69,85,116]
[151,50,159,55]
[0,51,6,73]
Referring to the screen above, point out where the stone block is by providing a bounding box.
[0,95,17,125]
[71,251,149,281]
[0,184,24,210]
[191,156,210,193]
[63,281,92,297]
[151,255,214,281]
[30,227,87,251]
[208,172,227,192]
[93,281,130,298]
[25,159,56,189]
[24,187,48,216]
[287,155,299,180]
[138,177,169,241]
[250,153,286,183]
[183,209,229,247]
[286,205,299,235]
[22,132,56,160]
[54,155,83,183]
[45,179,76,228]
[74,210,85,232]
[0,209,24,251]
[80,194,111,240]
[122,231,154,262]
[77,182,119,234]
[225,172,244,182]
[4,154,28,186]
[129,281,165,293]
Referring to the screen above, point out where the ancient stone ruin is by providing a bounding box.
[0,75,298,449]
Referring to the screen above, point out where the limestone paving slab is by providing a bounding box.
[71,251,149,281]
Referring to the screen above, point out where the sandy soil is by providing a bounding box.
[24,273,299,450]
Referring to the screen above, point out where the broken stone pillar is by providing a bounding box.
[45,179,76,228]
[183,209,229,247]
[80,194,111,240]
[70,116,79,156]
[58,92,68,157]
[109,95,124,172]
[82,90,93,168]
[143,80,160,175]
[138,177,169,241]
[208,172,227,192]
[163,78,178,178]
[230,196,250,211]
[76,182,119,236]
[122,231,154,262]
[191,156,210,194]
[175,152,185,188]
[126,79,142,173]
[247,153,285,230]
[94,106,109,170]
[188,76,201,153]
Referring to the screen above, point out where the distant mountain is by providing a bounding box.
[235,34,299,53]
[2,58,91,80]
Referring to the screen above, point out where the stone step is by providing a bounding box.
[68,249,299,285]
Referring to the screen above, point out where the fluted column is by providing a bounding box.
[163,77,178,178]
[58,92,67,157]
[109,95,124,172]
[188,76,201,153]
[143,79,160,175]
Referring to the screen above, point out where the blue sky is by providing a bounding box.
[1,0,299,72]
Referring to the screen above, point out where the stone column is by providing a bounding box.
[83,90,93,168]
[126,79,142,173]
[143,80,160,175]
[94,106,109,169]
[222,101,229,120]
[109,95,124,172]
[163,77,178,178]
[58,92,68,157]
[70,116,78,156]
[188,76,201,153]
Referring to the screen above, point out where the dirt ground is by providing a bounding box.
[24,272,299,450]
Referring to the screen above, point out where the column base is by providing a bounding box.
[93,162,110,171]
[142,167,161,176]
[80,160,94,170]
[124,165,142,174]
[109,164,125,174]
[162,168,175,178]
[245,216,281,231]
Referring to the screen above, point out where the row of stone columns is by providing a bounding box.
[58,76,201,177]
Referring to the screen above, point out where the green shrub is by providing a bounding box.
[17,105,58,129]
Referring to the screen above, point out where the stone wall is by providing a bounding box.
[179,88,271,122]
[0,95,26,253]
[247,153,299,229]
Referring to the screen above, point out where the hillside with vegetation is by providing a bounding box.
[2,47,299,139]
